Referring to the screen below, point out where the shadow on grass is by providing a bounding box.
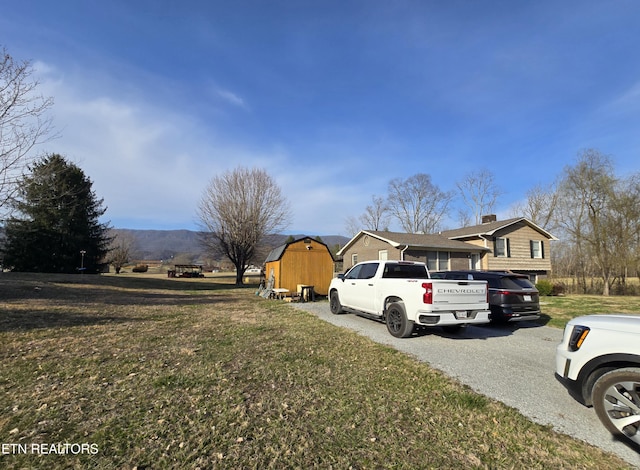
[0,272,256,332]
[0,306,139,332]
[0,271,255,291]
[0,272,258,300]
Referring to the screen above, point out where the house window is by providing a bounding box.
[530,240,544,259]
[351,254,358,266]
[426,251,450,271]
[494,237,510,257]
[378,250,388,261]
[440,252,450,270]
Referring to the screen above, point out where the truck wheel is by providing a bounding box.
[329,291,344,314]
[592,367,640,446]
[386,302,414,338]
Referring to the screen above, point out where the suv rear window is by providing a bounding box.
[491,276,535,290]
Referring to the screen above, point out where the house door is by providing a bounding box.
[470,254,480,270]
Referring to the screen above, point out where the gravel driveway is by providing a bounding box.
[291,300,640,467]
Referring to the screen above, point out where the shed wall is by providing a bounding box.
[265,239,334,296]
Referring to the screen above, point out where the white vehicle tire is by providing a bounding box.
[592,367,640,447]
[385,302,414,338]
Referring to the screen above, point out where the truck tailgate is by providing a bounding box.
[431,280,488,306]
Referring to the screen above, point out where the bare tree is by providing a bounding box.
[606,174,640,289]
[197,167,291,285]
[556,149,634,296]
[107,230,136,274]
[455,208,472,228]
[455,169,501,226]
[509,182,560,232]
[387,173,453,233]
[344,215,361,237]
[344,195,391,236]
[1,47,54,214]
[354,194,388,231]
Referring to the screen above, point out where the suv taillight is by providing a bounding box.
[569,326,590,351]
[422,282,433,304]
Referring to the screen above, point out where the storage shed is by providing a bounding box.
[264,237,335,297]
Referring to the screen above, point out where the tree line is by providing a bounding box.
[548,149,640,295]
[345,149,640,296]
[345,168,501,235]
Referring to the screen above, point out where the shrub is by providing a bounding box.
[132,264,148,273]
[536,279,553,296]
[552,282,566,296]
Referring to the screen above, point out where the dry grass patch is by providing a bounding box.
[0,273,634,469]
[540,294,640,328]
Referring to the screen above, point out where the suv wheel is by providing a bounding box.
[592,367,640,446]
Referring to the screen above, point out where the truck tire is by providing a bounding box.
[592,367,640,446]
[329,291,344,314]
[386,302,414,338]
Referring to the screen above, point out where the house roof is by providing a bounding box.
[265,236,334,263]
[439,217,559,241]
[337,230,489,256]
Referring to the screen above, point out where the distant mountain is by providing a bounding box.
[111,229,350,261]
[112,229,202,261]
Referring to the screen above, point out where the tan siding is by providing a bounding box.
[487,223,552,273]
[464,239,489,249]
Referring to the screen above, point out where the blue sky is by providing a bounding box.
[3,1,640,236]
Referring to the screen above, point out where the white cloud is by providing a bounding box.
[603,80,640,116]
[34,66,252,228]
[215,87,248,109]
[31,63,355,234]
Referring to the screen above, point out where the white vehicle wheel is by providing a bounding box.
[385,302,414,338]
[329,291,344,314]
[592,367,640,446]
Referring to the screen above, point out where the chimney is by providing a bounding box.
[481,214,497,224]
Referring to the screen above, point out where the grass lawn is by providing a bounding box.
[540,294,640,328]
[0,272,635,469]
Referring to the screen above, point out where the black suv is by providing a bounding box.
[431,270,541,323]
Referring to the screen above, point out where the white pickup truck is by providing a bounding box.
[329,260,491,338]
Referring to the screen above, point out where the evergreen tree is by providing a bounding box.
[2,154,111,273]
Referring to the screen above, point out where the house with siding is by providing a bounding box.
[439,215,558,280]
[337,216,558,281]
[337,231,489,272]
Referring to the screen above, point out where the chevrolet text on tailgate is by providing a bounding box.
[328,260,491,338]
